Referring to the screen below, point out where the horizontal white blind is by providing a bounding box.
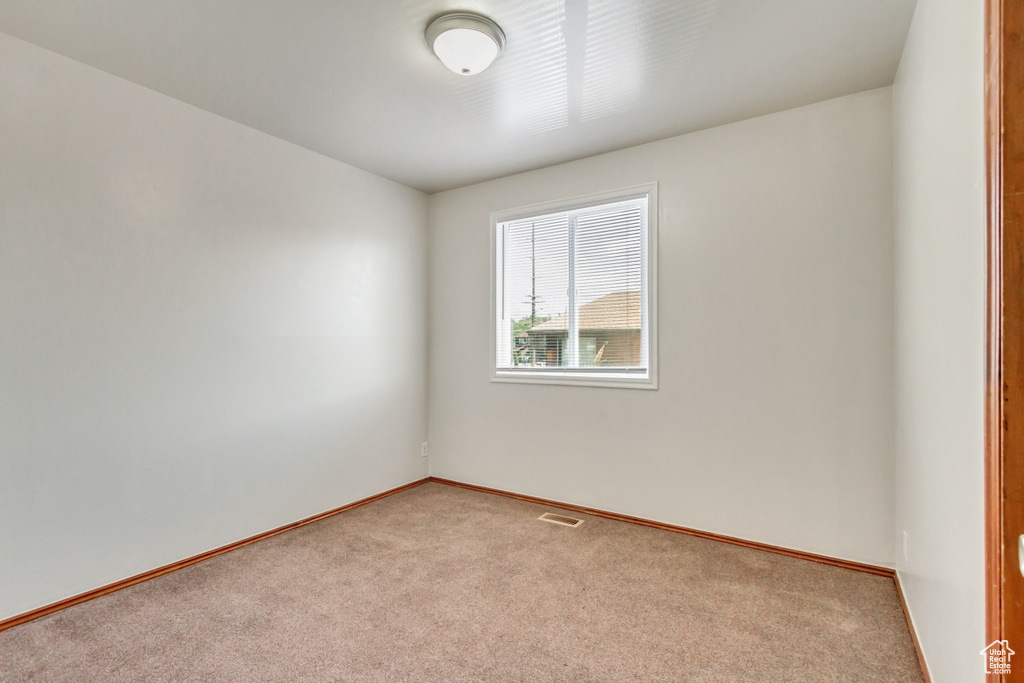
[501,213,569,368]
[496,196,647,374]
[574,201,644,368]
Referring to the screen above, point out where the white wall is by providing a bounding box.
[429,88,896,566]
[892,0,986,679]
[0,33,428,621]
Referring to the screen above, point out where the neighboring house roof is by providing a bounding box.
[528,290,640,333]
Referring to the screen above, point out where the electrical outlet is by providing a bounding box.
[903,531,909,562]
[421,442,429,458]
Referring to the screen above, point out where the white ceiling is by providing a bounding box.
[0,0,917,193]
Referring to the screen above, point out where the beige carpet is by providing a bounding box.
[0,482,924,682]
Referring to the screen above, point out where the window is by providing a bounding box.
[491,184,657,389]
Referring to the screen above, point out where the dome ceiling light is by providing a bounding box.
[425,12,506,76]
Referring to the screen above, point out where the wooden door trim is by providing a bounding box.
[986,0,1024,672]
[985,0,1004,653]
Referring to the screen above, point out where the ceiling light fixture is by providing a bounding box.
[425,12,506,76]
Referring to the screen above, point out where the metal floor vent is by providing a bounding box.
[538,512,584,528]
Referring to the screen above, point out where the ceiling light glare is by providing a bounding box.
[426,13,505,76]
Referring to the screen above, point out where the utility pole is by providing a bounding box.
[530,221,536,364]
[530,221,536,328]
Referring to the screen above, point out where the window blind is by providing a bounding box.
[496,195,648,375]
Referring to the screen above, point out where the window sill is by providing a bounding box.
[491,370,658,390]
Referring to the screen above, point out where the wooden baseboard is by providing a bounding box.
[428,477,937,677]
[428,477,936,676]
[3,472,926,683]
[894,571,932,683]
[0,477,430,634]
[428,476,895,576]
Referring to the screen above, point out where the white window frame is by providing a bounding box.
[489,183,658,390]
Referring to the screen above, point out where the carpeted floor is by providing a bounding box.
[0,482,924,682]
